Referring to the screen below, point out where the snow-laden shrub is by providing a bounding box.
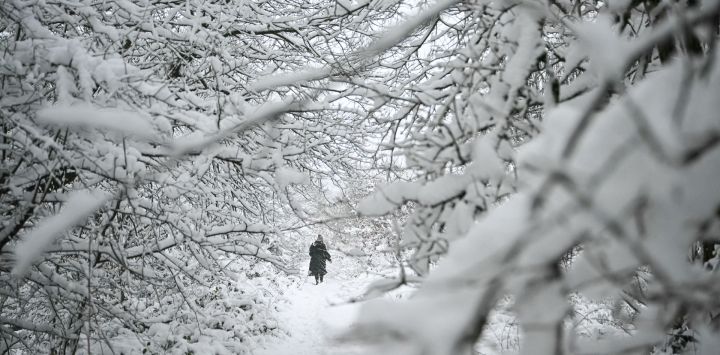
[78,264,282,355]
[1,0,395,352]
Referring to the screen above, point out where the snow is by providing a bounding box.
[250,67,331,91]
[55,66,75,104]
[256,275,373,355]
[571,15,633,81]
[21,16,54,39]
[502,10,542,93]
[276,167,310,188]
[12,190,110,277]
[366,0,456,55]
[356,181,419,216]
[469,136,506,179]
[36,104,157,139]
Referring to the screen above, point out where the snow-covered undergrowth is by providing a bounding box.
[476,294,631,354]
[71,262,285,355]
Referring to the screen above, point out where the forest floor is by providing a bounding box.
[253,269,624,355]
[256,274,372,355]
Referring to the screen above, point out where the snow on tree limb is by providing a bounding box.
[12,190,110,277]
[36,105,157,139]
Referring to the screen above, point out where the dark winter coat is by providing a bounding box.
[308,241,331,276]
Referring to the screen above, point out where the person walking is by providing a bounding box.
[308,235,331,285]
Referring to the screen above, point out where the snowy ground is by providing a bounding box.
[256,274,372,355]
[253,268,626,355]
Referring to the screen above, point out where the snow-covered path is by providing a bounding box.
[256,275,368,355]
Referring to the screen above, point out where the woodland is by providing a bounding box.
[1,0,720,354]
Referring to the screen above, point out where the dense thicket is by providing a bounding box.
[0,0,394,352]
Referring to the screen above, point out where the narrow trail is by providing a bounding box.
[256,275,369,355]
